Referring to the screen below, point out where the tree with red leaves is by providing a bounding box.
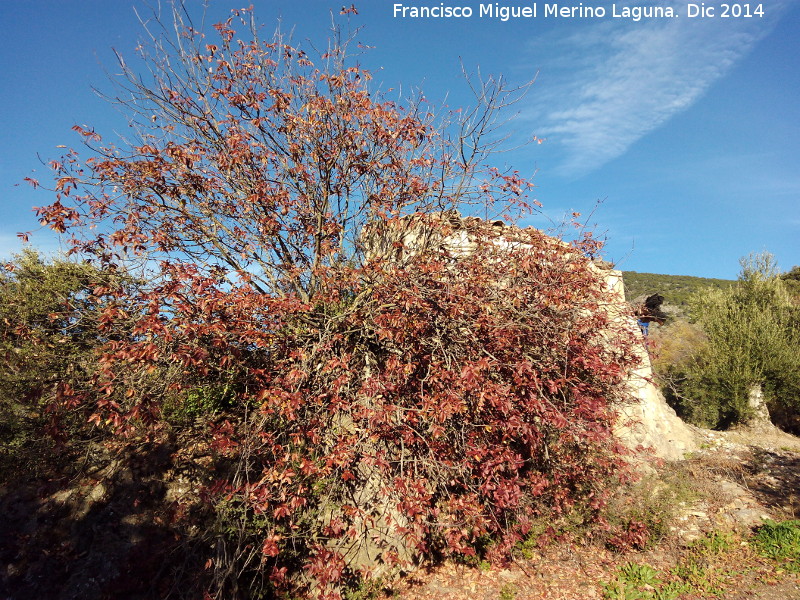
[31,5,638,598]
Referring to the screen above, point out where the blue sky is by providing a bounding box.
[1,0,798,278]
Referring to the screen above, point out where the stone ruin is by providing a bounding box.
[321,212,701,582]
[365,211,698,460]
[601,268,698,460]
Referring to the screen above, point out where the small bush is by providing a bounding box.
[691,530,733,557]
[603,531,738,600]
[498,583,517,600]
[0,249,126,405]
[606,520,651,553]
[603,468,698,552]
[0,249,137,477]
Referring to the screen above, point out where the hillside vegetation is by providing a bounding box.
[622,271,735,308]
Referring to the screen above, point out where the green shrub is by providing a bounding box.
[780,266,800,300]
[0,248,136,478]
[498,583,517,600]
[691,530,733,556]
[2,249,107,400]
[653,252,800,429]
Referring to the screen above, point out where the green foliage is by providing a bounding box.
[1,249,107,399]
[0,249,134,478]
[185,384,236,416]
[603,532,739,600]
[668,532,738,597]
[513,519,550,559]
[753,519,800,572]
[603,563,685,600]
[781,266,800,301]
[343,578,389,600]
[601,524,800,600]
[691,530,733,556]
[622,271,734,310]
[653,252,800,429]
[782,266,800,282]
[163,383,237,424]
[620,563,660,587]
[498,583,517,600]
[651,582,692,600]
[650,320,712,422]
[669,562,723,597]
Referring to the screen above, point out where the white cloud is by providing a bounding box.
[522,1,792,177]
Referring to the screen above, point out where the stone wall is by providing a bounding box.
[366,212,698,461]
[603,268,698,460]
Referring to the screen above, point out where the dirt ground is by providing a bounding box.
[392,424,800,600]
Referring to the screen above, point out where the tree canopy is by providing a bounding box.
[22,5,638,599]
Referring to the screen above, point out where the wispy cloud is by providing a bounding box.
[522,1,792,177]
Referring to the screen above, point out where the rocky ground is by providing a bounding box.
[392,424,800,600]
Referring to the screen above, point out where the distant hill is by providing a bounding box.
[621,271,735,308]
